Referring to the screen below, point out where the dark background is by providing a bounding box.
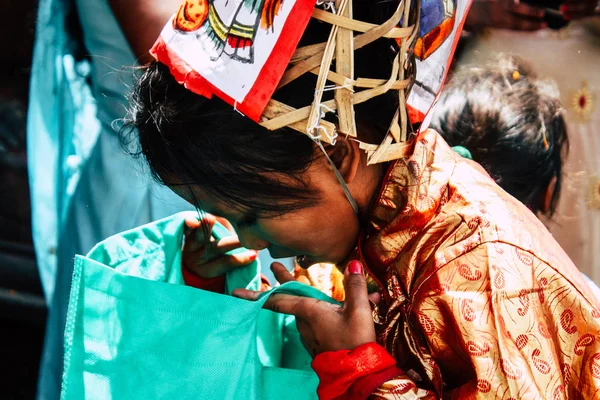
[0,0,47,399]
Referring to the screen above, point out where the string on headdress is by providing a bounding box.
[315,140,360,215]
[316,0,337,13]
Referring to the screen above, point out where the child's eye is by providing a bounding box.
[237,215,257,228]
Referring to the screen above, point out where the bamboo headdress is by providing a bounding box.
[151,0,472,164]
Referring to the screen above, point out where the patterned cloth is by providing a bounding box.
[407,0,472,125]
[457,21,600,286]
[345,129,600,398]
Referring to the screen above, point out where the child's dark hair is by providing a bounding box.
[124,0,411,216]
[430,55,569,216]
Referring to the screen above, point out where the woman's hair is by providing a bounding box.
[430,55,569,216]
[124,0,411,217]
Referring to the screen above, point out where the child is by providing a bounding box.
[431,55,568,217]
[125,1,600,398]
[430,55,600,301]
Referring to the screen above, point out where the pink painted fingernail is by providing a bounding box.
[348,260,363,275]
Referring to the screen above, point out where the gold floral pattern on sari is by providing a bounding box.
[360,129,600,398]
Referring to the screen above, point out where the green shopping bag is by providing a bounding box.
[60,212,339,399]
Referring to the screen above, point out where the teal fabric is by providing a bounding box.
[28,2,193,398]
[61,212,336,399]
[27,0,101,302]
[28,2,291,396]
[451,145,473,160]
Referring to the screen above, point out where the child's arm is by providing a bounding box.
[235,262,437,399]
[239,244,600,399]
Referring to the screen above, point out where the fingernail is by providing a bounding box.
[348,260,363,275]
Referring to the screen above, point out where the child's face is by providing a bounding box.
[171,160,361,269]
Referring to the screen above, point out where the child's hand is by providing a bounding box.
[233,261,380,356]
[182,214,258,279]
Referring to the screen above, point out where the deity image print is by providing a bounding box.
[173,0,283,64]
[404,0,467,124]
[415,0,456,59]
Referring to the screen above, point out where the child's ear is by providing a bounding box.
[325,138,361,184]
[541,175,558,215]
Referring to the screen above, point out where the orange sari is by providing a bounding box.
[340,129,600,398]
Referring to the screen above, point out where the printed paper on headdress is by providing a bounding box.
[406,0,472,129]
[152,0,317,122]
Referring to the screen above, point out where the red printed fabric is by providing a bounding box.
[151,0,317,122]
[311,342,403,400]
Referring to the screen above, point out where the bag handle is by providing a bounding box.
[206,217,340,306]
[211,221,234,241]
[256,281,341,309]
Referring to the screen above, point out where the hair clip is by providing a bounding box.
[541,119,549,150]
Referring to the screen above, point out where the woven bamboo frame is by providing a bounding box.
[259,0,420,164]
